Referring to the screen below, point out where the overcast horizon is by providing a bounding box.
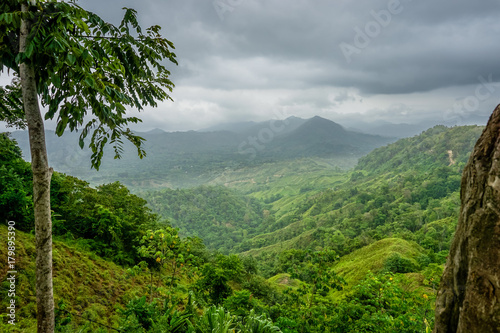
[2,0,500,133]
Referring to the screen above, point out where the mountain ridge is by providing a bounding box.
[9,116,395,189]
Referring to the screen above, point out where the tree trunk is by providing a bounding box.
[434,104,500,332]
[19,3,55,333]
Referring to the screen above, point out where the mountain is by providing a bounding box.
[273,116,390,157]
[146,128,167,134]
[199,116,306,136]
[9,116,394,189]
[223,116,393,161]
[237,116,307,138]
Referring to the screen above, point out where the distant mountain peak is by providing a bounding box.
[146,128,166,134]
[301,115,346,132]
[285,116,303,121]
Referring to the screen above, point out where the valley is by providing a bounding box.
[0,121,484,332]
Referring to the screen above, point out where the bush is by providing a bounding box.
[383,253,417,273]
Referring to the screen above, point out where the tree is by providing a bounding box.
[138,227,197,303]
[332,272,434,332]
[0,1,177,331]
[196,254,244,305]
[0,133,33,227]
[283,249,343,332]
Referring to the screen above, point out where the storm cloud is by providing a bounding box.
[2,0,500,131]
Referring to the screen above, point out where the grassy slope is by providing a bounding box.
[0,225,152,332]
[329,237,438,308]
[333,238,423,288]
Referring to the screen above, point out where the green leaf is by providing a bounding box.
[4,13,12,24]
[66,53,76,65]
[84,76,95,89]
[50,74,61,89]
[55,117,68,136]
[2,0,177,170]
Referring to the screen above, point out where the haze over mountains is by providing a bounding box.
[10,116,395,189]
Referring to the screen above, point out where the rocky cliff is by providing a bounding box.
[434,105,500,332]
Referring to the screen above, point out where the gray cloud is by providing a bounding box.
[2,0,499,132]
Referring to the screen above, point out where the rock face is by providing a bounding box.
[434,105,500,332]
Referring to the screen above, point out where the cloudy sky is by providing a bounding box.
[2,0,500,132]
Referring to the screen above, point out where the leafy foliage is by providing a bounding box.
[383,253,418,274]
[195,254,245,305]
[0,133,32,228]
[137,227,200,303]
[238,309,281,333]
[193,306,235,333]
[266,249,344,332]
[0,0,177,169]
[0,133,162,264]
[331,272,434,332]
[0,80,25,129]
[51,178,159,265]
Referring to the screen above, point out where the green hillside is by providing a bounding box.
[356,125,482,174]
[333,238,424,288]
[209,157,354,213]
[0,124,485,332]
[0,225,153,332]
[137,125,482,260]
[234,125,482,260]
